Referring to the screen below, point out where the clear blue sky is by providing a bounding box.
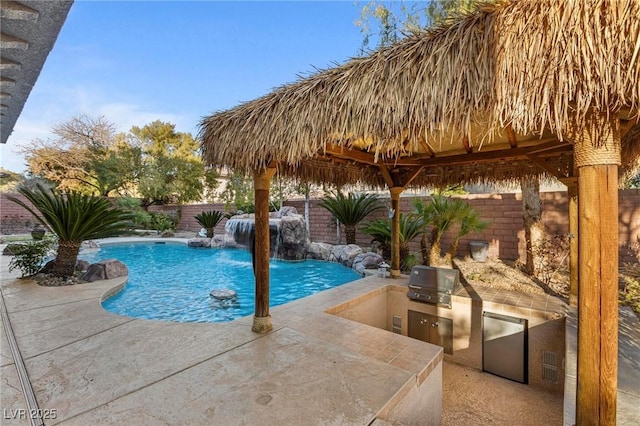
[1,0,382,173]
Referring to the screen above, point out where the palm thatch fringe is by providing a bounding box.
[199,0,640,188]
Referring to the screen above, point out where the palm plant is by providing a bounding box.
[361,213,423,270]
[318,191,383,244]
[413,195,469,266]
[7,184,134,277]
[194,210,226,237]
[447,207,489,265]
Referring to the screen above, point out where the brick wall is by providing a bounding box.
[0,193,39,234]
[2,190,639,263]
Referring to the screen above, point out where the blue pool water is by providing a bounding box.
[81,242,361,323]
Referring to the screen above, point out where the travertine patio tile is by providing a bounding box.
[8,299,134,359]
[60,327,412,426]
[22,319,261,423]
[0,364,29,425]
[1,318,15,367]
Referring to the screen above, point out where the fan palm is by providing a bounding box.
[7,184,134,277]
[413,195,470,265]
[318,191,383,244]
[361,213,423,269]
[194,210,226,238]
[448,207,489,265]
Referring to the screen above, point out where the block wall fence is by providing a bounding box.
[2,190,639,263]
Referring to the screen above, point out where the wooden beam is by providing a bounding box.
[461,135,472,153]
[505,124,518,148]
[378,166,395,188]
[420,140,436,157]
[527,154,571,180]
[410,141,572,167]
[325,140,571,168]
[325,144,379,165]
[402,166,425,187]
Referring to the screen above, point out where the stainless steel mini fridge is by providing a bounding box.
[482,311,528,383]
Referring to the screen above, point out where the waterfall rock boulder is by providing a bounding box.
[352,252,384,275]
[81,259,128,282]
[211,234,227,248]
[275,206,298,217]
[306,242,333,261]
[330,244,363,268]
[225,211,308,260]
[277,214,308,260]
[188,238,212,248]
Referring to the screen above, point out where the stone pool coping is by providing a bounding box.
[0,241,442,425]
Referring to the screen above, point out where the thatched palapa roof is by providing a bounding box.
[199,0,640,188]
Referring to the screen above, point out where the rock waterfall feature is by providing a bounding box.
[224,207,309,261]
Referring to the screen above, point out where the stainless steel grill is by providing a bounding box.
[406,265,460,309]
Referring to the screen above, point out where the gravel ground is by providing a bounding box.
[453,257,570,299]
[442,361,563,426]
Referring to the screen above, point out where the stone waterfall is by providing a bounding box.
[224,207,309,260]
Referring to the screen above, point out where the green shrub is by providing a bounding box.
[8,234,57,277]
[150,212,177,233]
[117,197,153,228]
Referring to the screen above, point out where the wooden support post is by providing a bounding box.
[568,181,579,307]
[570,112,620,425]
[252,167,276,333]
[389,186,404,278]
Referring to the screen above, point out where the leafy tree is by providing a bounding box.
[128,120,215,206]
[21,115,133,196]
[220,170,255,212]
[0,168,24,192]
[7,184,134,277]
[319,191,383,244]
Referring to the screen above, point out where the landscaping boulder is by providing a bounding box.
[275,206,298,217]
[81,240,100,250]
[187,238,211,248]
[211,234,228,248]
[306,242,333,261]
[75,259,91,273]
[330,244,363,268]
[352,252,384,275]
[81,259,128,282]
[277,214,308,260]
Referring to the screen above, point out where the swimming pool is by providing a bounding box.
[81,242,362,323]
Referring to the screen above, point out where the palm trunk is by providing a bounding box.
[207,227,214,238]
[345,225,357,245]
[448,238,460,267]
[52,241,81,277]
[420,233,428,265]
[429,228,441,266]
[521,177,543,276]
